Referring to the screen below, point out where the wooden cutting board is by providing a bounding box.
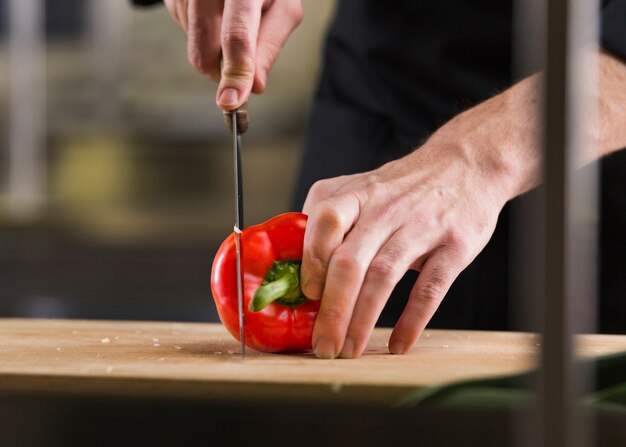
[1,318,625,405]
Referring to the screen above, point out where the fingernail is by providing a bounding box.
[389,340,406,355]
[339,338,355,359]
[218,88,238,108]
[314,336,336,359]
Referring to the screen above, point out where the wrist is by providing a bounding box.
[430,74,544,206]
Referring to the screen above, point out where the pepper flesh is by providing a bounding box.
[211,212,320,353]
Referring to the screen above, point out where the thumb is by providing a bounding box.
[217,0,262,110]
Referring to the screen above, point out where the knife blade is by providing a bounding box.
[224,106,248,356]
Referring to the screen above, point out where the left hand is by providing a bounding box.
[300,75,544,359]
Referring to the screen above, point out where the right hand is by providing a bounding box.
[164,0,304,110]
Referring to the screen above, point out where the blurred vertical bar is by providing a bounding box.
[543,0,599,445]
[513,0,599,445]
[7,0,45,220]
[511,4,545,447]
[511,0,545,332]
[542,1,575,444]
[561,0,600,338]
[88,0,130,131]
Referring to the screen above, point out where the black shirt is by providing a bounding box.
[292,0,626,332]
[294,0,626,198]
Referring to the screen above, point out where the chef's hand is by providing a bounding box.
[163,0,303,110]
[303,48,626,359]
[301,74,545,359]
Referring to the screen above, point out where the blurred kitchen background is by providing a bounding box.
[0,0,336,322]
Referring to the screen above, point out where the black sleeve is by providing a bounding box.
[132,0,625,61]
[131,0,162,6]
[601,0,626,61]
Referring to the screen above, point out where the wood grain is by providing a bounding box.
[1,318,624,405]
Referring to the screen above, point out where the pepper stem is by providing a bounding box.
[250,261,308,312]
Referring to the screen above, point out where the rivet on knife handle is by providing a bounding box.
[223,103,249,134]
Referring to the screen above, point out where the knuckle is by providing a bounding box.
[414,284,443,308]
[320,304,345,328]
[415,271,448,308]
[222,25,252,52]
[288,1,304,25]
[372,200,392,219]
[237,0,255,13]
[315,202,344,232]
[332,250,362,275]
[222,61,255,84]
[444,230,471,262]
[308,179,332,202]
[368,258,399,283]
[304,247,328,272]
[187,46,211,75]
[186,26,219,78]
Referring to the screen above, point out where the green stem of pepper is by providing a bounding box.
[249,260,308,312]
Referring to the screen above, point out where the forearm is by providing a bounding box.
[595,50,626,161]
[429,49,626,205]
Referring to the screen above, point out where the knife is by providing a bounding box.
[224,105,248,356]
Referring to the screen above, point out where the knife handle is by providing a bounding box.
[223,103,249,134]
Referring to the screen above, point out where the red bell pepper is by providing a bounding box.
[211,212,320,353]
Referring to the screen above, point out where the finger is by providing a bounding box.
[339,230,426,358]
[312,218,393,359]
[302,178,343,216]
[217,0,263,110]
[163,0,181,27]
[252,0,303,93]
[388,252,460,354]
[300,192,360,301]
[177,0,190,32]
[187,0,224,81]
